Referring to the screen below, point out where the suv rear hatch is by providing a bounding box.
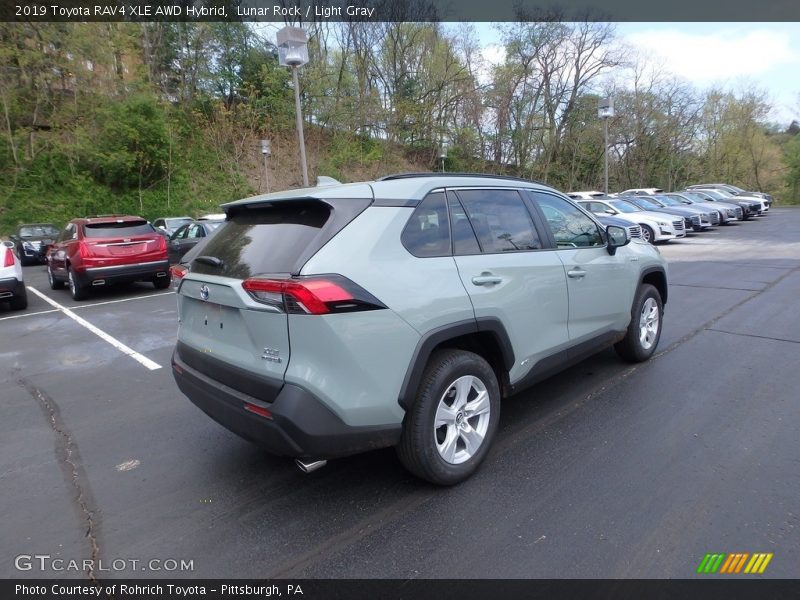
[82,219,166,263]
[175,197,372,401]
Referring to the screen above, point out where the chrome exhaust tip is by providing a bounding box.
[92,279,106,286]
[295,459,327,474]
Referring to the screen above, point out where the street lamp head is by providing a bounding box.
[260,139,271,156]
[277,26,309,68]
[598,96,614,119]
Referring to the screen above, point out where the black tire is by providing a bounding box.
[153,276,171,290]
[10,285,28,310]
[68,266,88,300]
[640,224,655,244]
[48,265,65,290]
[614,283,663,363]
[397,349,501,485]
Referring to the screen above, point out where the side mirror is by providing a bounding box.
[606,225,630,256]
[604,209,616,215]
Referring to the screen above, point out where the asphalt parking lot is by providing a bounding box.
[2,208,799,579]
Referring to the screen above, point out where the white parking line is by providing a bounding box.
[0,290,174,322]
[0,308,60,322]
[27,287,162,371]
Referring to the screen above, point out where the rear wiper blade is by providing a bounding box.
[195,255,224,268]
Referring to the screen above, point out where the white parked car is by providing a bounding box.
[620,187,665,196]
[687,187,768,214]
[577,198,686,243]
[0,241,28,310]
[567,190,606,200]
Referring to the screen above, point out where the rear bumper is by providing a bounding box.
[0,277,25,299]
[171,348,401,460]
[77,260,169,285]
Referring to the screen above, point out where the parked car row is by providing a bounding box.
[1,211,227,304]
[568,183,769,243]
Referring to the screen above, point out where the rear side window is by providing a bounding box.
[191,201,331,278]
[401,192,451,258]
[83,221,154,237]
[456,189,542,253]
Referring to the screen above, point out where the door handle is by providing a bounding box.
[567,268,587,279]
[471,273,503,286]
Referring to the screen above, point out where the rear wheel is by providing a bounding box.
[397,349,500,485]
[153,276,171,290]
[614,283,663,362]
[68,266,88,300]
[640,224,654,243]
[48,264,65,290]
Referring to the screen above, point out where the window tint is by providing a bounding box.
[166,217,193,229]
[83,220,154,238]
[456,189,541,253]
[191,201,331,278]
[447,195,480,255]
[57,225,71,243]
[186,224,205,239]
[585,202,607,214]
[171,225,189,240]
[532,194,604,248]
[401,192,451,257]
[19,225,58,237]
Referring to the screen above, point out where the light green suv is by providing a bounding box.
[172,174,668,485]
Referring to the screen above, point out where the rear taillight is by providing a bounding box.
[242,275,386,315]
[3,249,14,267]
[156,235,167,253]
[170,264,188,290]
[78,242,92,259]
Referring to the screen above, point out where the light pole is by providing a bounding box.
[277,26,310,188]
[439,142,448,173]
[260,139,271,193]
[598,97,614,196]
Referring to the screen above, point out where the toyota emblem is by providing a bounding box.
[199,284,210,301]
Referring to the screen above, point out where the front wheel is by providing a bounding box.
[640,224,655,244]
[48,265,65,290]
[397,349,500,485]
[614,283,663,362]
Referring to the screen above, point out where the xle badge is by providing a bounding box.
[261,348,282,363]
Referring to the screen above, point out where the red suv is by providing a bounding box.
[46,215,170,300]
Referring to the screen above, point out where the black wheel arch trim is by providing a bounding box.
[397,317,515,411]
[640,266,668,305]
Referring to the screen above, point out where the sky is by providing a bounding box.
[474,22,800,125]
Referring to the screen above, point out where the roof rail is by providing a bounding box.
[376,172,544,185]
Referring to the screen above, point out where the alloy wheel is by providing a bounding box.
[434,375,491,465]
[639,297,660,350]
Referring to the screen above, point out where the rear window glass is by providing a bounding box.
[191,201,331,279]
[20,225,58,237]
[83,221,154,237]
